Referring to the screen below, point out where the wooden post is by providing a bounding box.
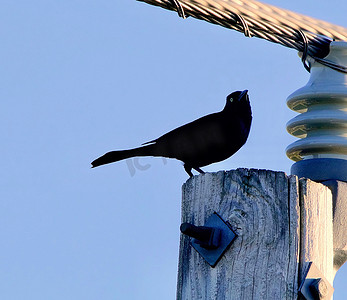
[177,169,335,299]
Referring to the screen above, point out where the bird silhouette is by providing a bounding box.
[91,90,252,177]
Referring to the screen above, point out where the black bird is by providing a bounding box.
[91,90,252,177]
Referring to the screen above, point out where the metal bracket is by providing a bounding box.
[180,212,237,267]
[299,262,334,300]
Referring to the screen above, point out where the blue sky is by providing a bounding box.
[1,1,346,299]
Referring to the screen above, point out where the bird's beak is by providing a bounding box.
[238,90,248,101]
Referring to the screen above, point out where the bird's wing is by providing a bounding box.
[141,139,157,146]
[142,112,221,145]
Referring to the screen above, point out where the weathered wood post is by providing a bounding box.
[177,169,338,299]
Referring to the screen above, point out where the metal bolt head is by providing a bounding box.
[299,262,334,300]
[181,212,237,267]
[309,278,328,299]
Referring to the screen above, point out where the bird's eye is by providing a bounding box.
[229,98,234,102]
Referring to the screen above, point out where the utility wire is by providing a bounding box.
[137,0,347,72]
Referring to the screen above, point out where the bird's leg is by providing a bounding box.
[193,167,205,174]
[184,164,193,177]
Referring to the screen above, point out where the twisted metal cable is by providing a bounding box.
[137,0,347,69]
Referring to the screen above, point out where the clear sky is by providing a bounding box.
[1,1,346,299]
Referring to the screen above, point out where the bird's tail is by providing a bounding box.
[91,144,155,168]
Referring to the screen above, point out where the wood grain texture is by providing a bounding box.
[177,169,301,300]
[324,180,347,273]
[177,169,335,299]
[299,179,333,284]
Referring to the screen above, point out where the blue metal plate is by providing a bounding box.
[190,212,237,267]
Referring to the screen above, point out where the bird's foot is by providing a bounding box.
[184,164,194,177]
[194,167,205,174]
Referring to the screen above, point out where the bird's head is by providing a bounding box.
[224,90,250,110]
[223,90,252,123]
[226,90,249,105]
